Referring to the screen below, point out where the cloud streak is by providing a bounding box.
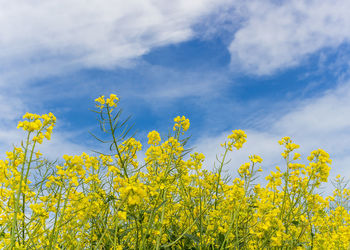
[229,0,350,75]
[0,0,233,84]
[194,79,350,191]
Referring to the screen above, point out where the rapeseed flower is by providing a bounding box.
[1,94,349,249]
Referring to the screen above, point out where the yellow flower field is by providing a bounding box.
[0,94,349,249]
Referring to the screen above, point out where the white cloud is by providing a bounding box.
[194,130,282,171]
[0,88,27,121]
[194,80,350,191]
[2,0,350,80]
[35,131,93,160]
[0,127,90,161]
[229,0,350,75]
[0,86,92,160]
[0,0,237,159]
[121,65,230,101]
[1,0,350,188]
[0,0,233,84]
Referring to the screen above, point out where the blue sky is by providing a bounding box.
[1,0,350,188]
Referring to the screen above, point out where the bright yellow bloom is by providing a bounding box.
[147,130,161,145]
[95,94,119,109]
[4,94,348,249]
[95,95,105,109]
[173,115,190,132]
[222,129,247,151]
[249,154,263,163]
[35,150,42,158]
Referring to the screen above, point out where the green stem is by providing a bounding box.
[214,148,229,209]
[11,132,31,247]
[106,106,128,179]
[21,139,37,245]
[155,190,166,250]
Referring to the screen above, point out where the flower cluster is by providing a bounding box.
[0,94,349,249]
[95,93,119,109]
[221,129,247,151]
[173,115,190,132]
[147,130,161,145]
[17,112,56,143]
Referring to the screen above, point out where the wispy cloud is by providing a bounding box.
[194,79,350,190]
[229,0,350,75]
[0,57,233,161]
[0,84,94,160]
[0,0,233,84]
[3,0,350,80]
[2,0,350,181]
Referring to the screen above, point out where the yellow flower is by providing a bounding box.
[17,113,56,137]
[249,154,263,163]
[147,130,161,145]
[95,95,105,109]
[223,129,247,151]
[35,150,42,158]
[173,115,190,132]
[117,211,127,220]
[293,152,301,160]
